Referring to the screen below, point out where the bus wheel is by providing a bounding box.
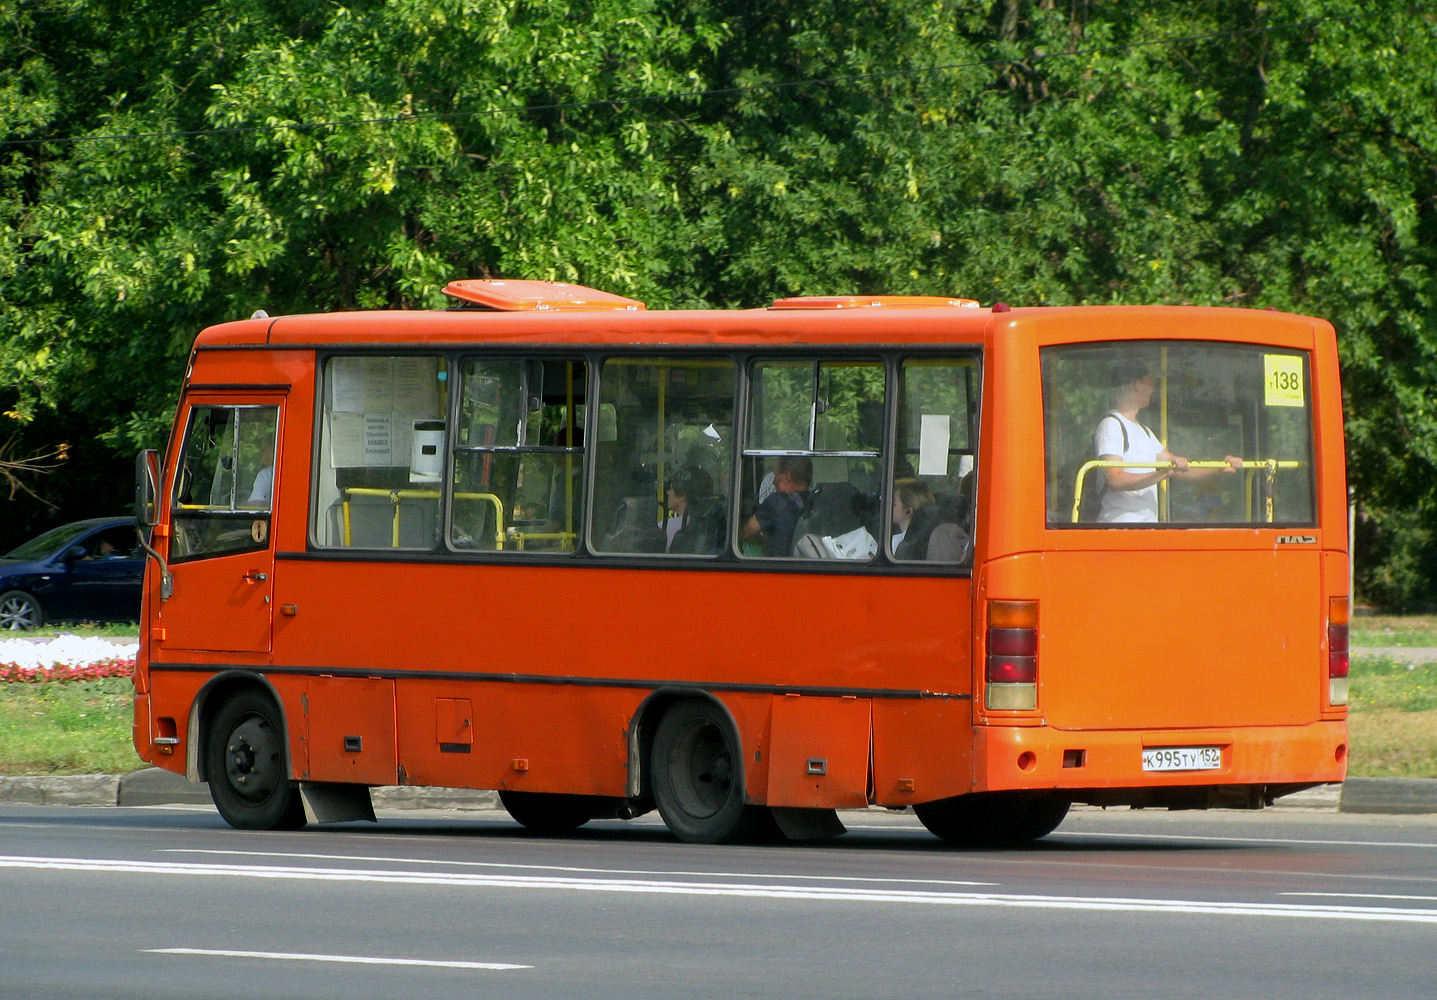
[205,690,305,831]
[498,791,599,834]
[652,700,760,844]
[913,792,1069,847]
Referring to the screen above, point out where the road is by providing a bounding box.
[2,803,1435,1000]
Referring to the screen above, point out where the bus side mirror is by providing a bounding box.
[136,449,161,528]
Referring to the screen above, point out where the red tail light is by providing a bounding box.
[1328,597,1350,706]
[987,601,1038,710]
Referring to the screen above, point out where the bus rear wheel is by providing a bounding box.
[914,791,1070,847]
[498,791,604,834]
[205,690,305,831]
[652,700,765,844]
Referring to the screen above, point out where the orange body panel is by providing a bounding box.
[137,300,1347,815]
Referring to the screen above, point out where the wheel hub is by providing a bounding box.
[224,716,281,802]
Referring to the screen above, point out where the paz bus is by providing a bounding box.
[131,279,1349,845]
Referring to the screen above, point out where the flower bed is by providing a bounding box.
[0,635,137,684]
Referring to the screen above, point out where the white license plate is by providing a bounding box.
[1142,746,1222,772]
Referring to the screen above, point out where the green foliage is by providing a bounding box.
[2,0,1436,604]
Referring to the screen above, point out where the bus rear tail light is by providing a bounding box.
[1328,596,1350,707]
[987,600,1038,711]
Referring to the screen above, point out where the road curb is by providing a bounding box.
[1337,777,1437,815]
[2,770,1434,814]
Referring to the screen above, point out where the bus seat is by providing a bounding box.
[601,496,665,553]
[669,496,727,555]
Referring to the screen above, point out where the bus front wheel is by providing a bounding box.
[651,700,764,844]
[914,791,1070,847]
[204,690,306,831]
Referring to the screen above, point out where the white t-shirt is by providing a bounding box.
[1093,413,1163,523]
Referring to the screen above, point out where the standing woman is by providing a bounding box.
[1095,362,1239,523]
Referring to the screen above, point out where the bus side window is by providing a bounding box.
[449,358,586,553]
[889,359,976,566]
[313,355,448,550]
[171,404,278,562]
[590,357,735,557]
[742,359,884,562]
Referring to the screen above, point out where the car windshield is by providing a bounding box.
[4,522,101,560]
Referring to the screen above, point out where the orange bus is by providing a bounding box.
[132,280,1350,845]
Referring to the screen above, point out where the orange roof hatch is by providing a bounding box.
[443,279,646,312]
[770,295,981,310]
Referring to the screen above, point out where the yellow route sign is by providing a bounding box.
[1264,354,1305,407]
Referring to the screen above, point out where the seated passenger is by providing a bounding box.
[739,456,813,557]
[666,467,725,555]
[892,478,970,562]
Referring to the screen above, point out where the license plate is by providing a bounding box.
[1142,746,1222,772]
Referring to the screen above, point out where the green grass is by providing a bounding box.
[1348,653,1437,713]
[1351,613,1437,648]
[13,623,139,640]
[1341,652,1437,778]
[0,677,143,776]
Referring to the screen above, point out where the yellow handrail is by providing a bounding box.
[504,529,579,551]
[1070,459,1302,524]
[342,488,505,548]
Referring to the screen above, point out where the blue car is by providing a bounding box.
[0,517,147,630]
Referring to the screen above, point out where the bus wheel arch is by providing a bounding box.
[197,675,305,831]
[644,693,768,844]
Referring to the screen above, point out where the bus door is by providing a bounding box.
[158,395,283,654]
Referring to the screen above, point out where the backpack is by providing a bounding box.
[1076,413,1134,523]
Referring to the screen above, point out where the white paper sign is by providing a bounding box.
[918,414,951,476]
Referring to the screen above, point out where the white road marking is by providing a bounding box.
[159,848,999,887]
[1281,892,1437,902]
[1050,830,1437,850]
[5,855,1437,924]
[145,948,528,970]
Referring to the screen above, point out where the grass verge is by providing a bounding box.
[1345,652,1437,778]
[1351,613,1437,648]
[0,677,141,776]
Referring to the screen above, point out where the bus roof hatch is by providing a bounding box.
[443,279,646,312]
[769,295,980,310]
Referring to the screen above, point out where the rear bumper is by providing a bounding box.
[974,720,1348,803]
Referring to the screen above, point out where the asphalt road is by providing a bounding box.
[2,803,1436,1000]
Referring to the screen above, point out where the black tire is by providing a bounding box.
[205,689,305,831]
[0,590,44,631]
[651,700,765,844]
[914,791,1070,847]
[498,790,604,834]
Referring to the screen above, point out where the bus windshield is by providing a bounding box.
[1042,341,1315,527]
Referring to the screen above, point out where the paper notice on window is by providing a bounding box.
[362,358,396,412]
[393,357,440,416]
[1263,354,1305,407]
[329,358,366,413]
[363,412,394,466]
[918,414,951,476]
[329,412,366,466]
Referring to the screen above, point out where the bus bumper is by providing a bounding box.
[973,720,1349,806]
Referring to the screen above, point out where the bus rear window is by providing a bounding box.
[1042,342,1316,528]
